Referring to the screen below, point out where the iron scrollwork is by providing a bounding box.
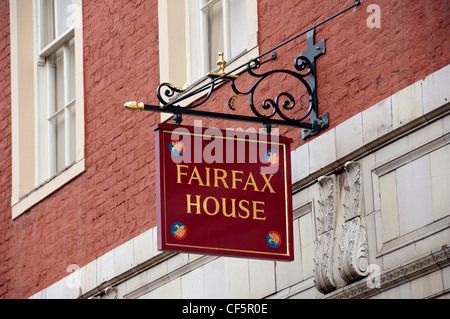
[153,29,327,138]
[127,1,362,139]
[227,49,317,135]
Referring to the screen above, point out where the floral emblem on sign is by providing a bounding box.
[266,231,281,248]
[170,140,184,157]
[264,150,279,166]
[171,222,187,240]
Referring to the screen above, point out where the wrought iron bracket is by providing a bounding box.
[125,0,361,140]
[297,29,327,139]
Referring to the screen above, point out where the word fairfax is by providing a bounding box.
[176,165,276,193]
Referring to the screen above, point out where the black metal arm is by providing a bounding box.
[125,0,361,139]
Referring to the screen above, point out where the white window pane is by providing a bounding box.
[55,113,66,172]
[57,0,74,36]
[186,0,250,81]
[35,0,79,186]
[186,0,205,81]
[229,0,247,57]
[69,103,76,163]
[54,49,65,113]
[40,0,55,48]
[37,66,50,183]
[206,1,224,70]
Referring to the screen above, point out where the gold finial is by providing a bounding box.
[216,52,226,75]
[124,101,144,112]
[207,52,239,79]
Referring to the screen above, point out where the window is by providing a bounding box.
[36,0,77,181]
[10,0,85,219]
[158,0,258,97]
[186,0,248,81]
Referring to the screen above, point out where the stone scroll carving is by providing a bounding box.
[339,216,369,282]
[314,175,337,293]
[313,161,369,294]
[342,161,362,221]
[339,161,369,283]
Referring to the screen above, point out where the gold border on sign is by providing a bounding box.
[160,129,292,258]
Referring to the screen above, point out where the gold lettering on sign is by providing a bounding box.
[176,164,276,193]
[186,194,201,214]
[178,164,277,221]
[231,170,243,189]
[213,169,229,189]
[252,201,266,220]
[261,174,275,193]
[185,194,267,221]
[188,167,204,186]
[243,172,259,192]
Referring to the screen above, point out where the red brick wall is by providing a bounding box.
[0,0,449,298]
[0,0,12,299]
[0,0,161,298]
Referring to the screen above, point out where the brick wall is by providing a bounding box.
[0,0,449,298]
[0,0,12,298]
[0,0,161,298]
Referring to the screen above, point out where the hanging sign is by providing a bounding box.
[154,123,293,261]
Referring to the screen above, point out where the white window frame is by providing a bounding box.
[35,0,77,182]
[186,0,250,83]
[10,0,85,219]
[158,0,258,123]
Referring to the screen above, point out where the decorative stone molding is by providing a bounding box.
[314,161,369,294]
[89,287,118,299]
[316,175,336,235]
[342,161,362,221]
[328,245,450,299]
[314,231,336,293]
[314,175,337,293]
[339,217,369,282]
[339,161,369,283]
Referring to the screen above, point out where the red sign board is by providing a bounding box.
[154,123,293,261]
